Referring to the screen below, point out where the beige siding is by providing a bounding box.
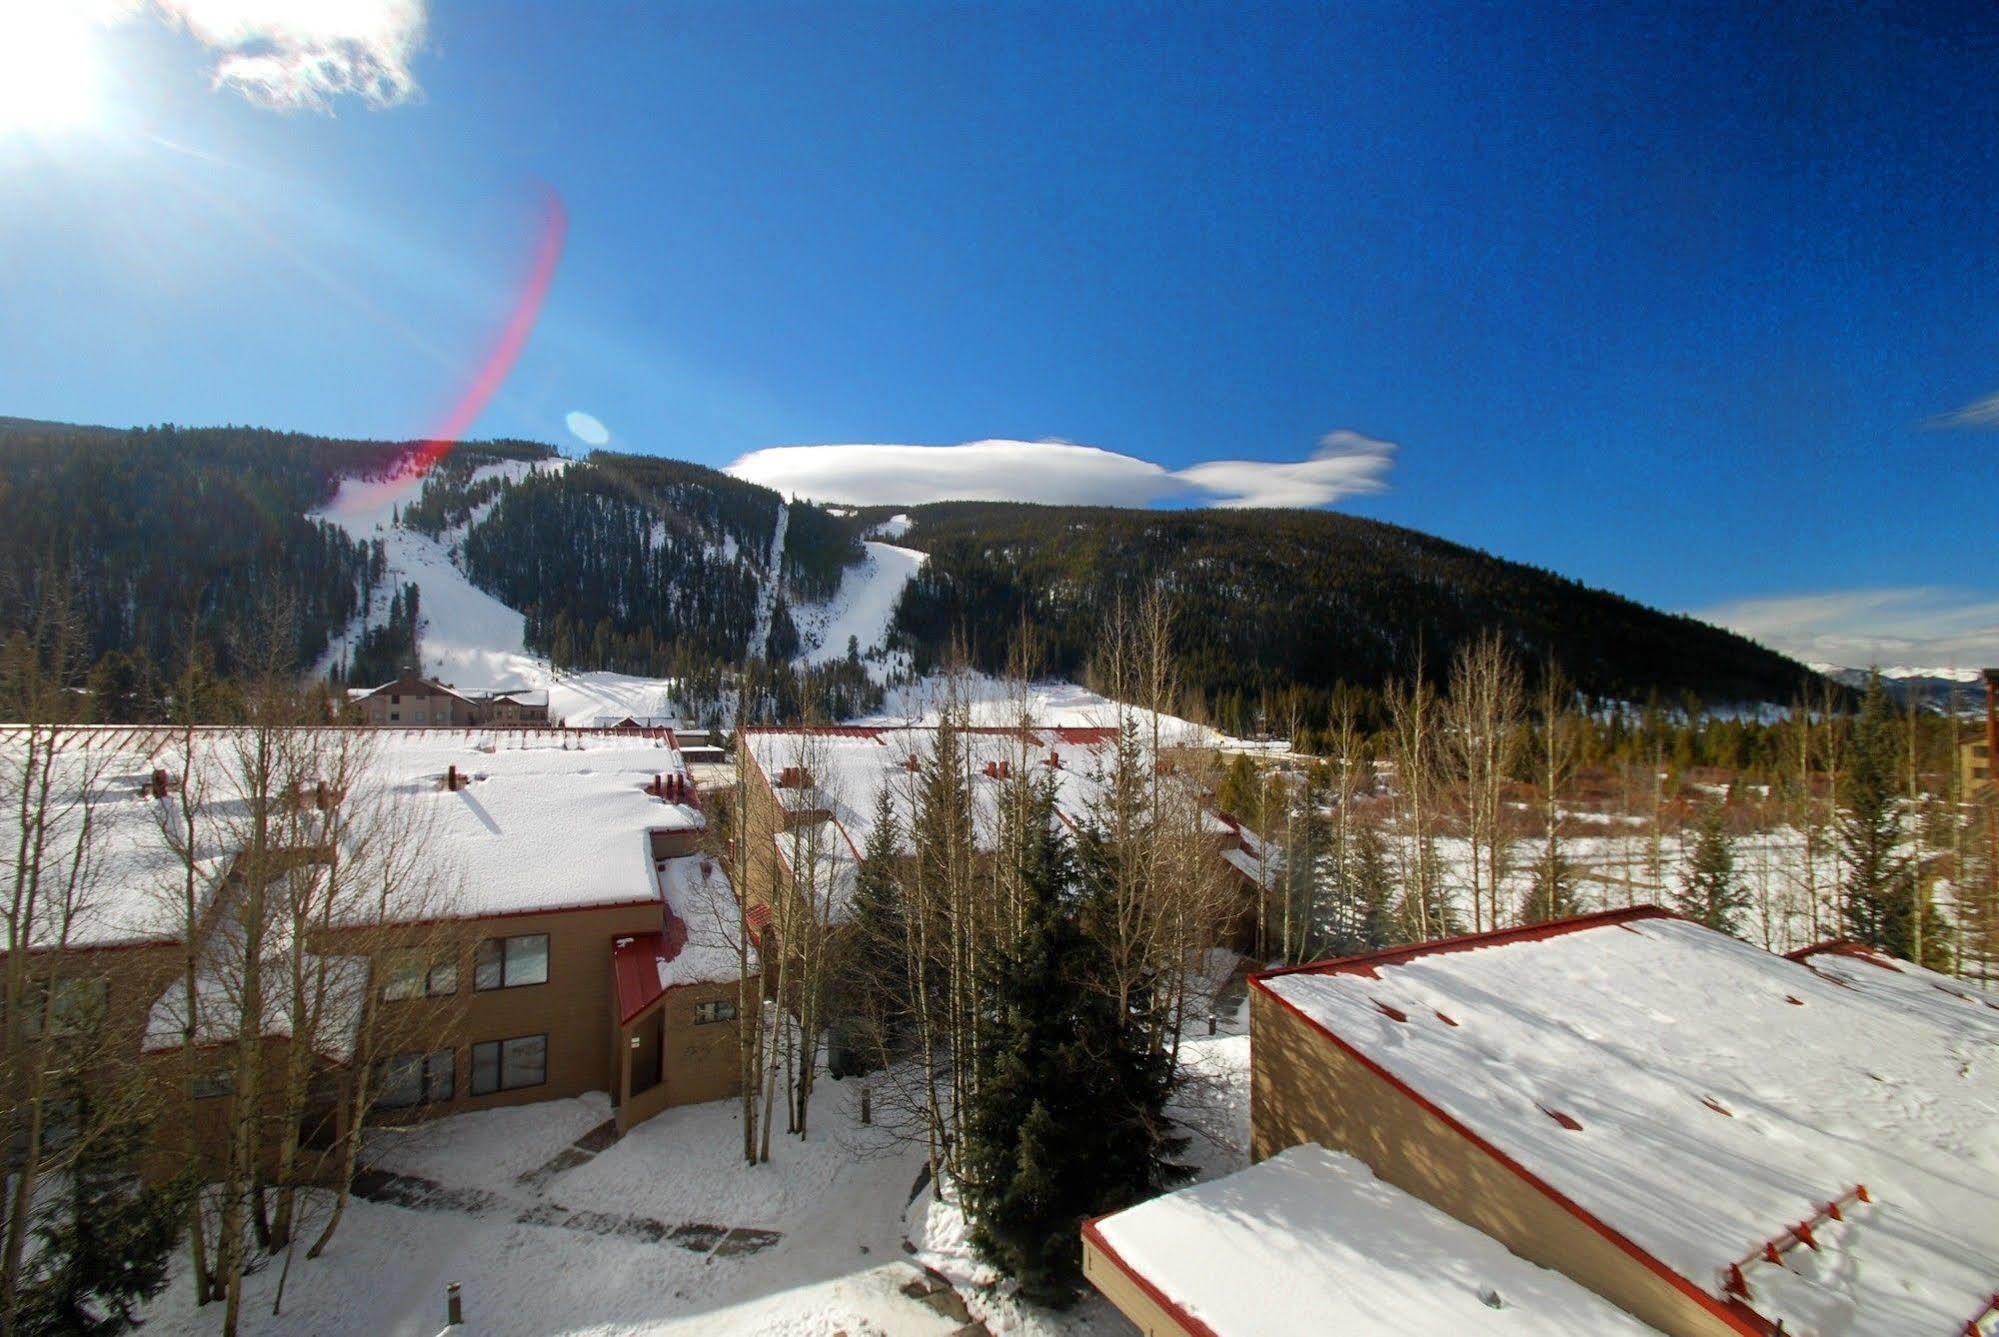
[1082,1231,1202,1337]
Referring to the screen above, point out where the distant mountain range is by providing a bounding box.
[0,417,1827,726]
[1810,664,1990,711]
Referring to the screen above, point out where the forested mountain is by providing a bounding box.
[0,416,1821,726]
[460,451,814,671]
[0,420,396,676]
[882,503,1822,723]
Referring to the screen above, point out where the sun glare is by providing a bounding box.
[0,1,108,136]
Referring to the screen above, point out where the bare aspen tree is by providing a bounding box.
[1449,633,1523,934]
[0,592,131,1331]
[304,746,462,1265]
[1385,655,1447,940]
[1523,666,1584,924]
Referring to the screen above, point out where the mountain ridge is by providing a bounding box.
[0,417,1822,724]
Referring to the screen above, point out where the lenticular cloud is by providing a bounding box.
[724,432,1395,510]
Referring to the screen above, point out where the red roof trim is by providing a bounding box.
[1250,935,1770,1336]
[1783,939,1905,972]
[1080,1217,1222,1337]
[1054,726,1118,746]
[1252,905,1678,984]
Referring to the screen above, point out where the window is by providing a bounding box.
[193,1070,234,1100]
[693,999,737,1025]
[381,948,457,1001]
[378,1049,455,1108]
[388,711,400,722]
[17,976,109,1038]
[469,1035,546,1096]
[474,933,549,991]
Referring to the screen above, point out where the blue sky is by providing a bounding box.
[1,2,1996,667]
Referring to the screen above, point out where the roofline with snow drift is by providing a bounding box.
[1248,905,1774,1336]
[1249,904,1679,983]
[1781,939,1904,970]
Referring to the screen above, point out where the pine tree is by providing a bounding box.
[831,786,909,1076]
[1520,835,1582,924]
[1335,817,1400,952]
[1676,799,1748,936]
[1841,676,1948,964]
[963,775,1185,1306]
[15,1079,193,1335]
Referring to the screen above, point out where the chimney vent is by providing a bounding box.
[151,767,168,800]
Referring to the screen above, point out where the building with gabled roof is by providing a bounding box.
[0,725,749,1161]
[1225,908,1999,1337]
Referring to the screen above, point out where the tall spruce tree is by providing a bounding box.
[962,775,1185,1306]
[1841,676,1949,964]
[832,785,909,1076]
[1676,799,1748,936]
[15,1079,193,1335]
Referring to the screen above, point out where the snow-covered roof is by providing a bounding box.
[2,727,708,946]
[1087,1144,1657,1335]
[1256,910,1999,1336]
[0,727,235,949]
[142,910,370,1061]
[743,724,1132,863]
[612,854,746,1022]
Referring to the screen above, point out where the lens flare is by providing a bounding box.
[402,187,568,481]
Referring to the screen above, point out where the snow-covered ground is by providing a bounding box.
[858,674,1239,748]
[137,1025,1257,1335]
[310,470,1270,747]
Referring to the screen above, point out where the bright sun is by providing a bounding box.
[0,1,108,136]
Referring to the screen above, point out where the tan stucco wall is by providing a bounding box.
[363,900,664,1118]
[615,978,751,1133]
[1249,986,1746,1337]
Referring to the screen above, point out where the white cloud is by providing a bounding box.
[1693,586,1999,673]
[1926,388,1999,429]
[148,0,427,111]
[723,431,1396,510]
[564,410,609,447]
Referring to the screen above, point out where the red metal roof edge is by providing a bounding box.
[612,913,695,1026]
[1080,1217,1224,1337]
[1250,905,1679,984]
[1781,939,1906,972]
[738,725,886,739]
[1248,979,1770,1336]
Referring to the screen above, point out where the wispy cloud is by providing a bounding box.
[146,0,428,112]
[1693,586,1999,671]
[723,431,1396,510]
[1925,388,1999,429]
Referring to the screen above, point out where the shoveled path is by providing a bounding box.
[352,1118,782,1260]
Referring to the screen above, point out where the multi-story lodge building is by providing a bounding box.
[346,671,551,727]
[0,726,750,1173]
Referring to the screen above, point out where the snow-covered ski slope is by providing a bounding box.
[313,477,1258,745]
[314,475,938,723]
[315,462,685,723]
[792,531,926,667]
